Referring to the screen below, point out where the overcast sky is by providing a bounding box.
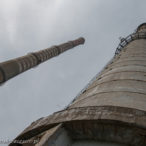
[0,0,146,145]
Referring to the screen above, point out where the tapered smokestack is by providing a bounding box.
[9,23,146,146]
[0,37,85,84]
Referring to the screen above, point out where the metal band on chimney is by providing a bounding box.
[30,53,42,65]
[52,46,61,55]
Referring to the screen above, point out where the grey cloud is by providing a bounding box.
[0,0,146,145]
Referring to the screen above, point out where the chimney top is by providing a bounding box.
[136,23,146,32]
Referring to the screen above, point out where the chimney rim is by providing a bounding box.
[136,23,146,32]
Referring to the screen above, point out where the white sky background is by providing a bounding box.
[0,0,146,144]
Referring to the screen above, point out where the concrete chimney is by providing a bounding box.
[0,37,85,84]
[10,24,146,146]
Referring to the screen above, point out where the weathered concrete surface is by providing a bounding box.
[9,106,146,146]
[35,124,63,146]
[35,124,72,146]
[9,24,146,146]
[72,141,126,146]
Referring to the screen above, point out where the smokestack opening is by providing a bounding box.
[136,23,146,32]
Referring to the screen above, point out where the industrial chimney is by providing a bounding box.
[10,24,146,146]
[0,37,85,84]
